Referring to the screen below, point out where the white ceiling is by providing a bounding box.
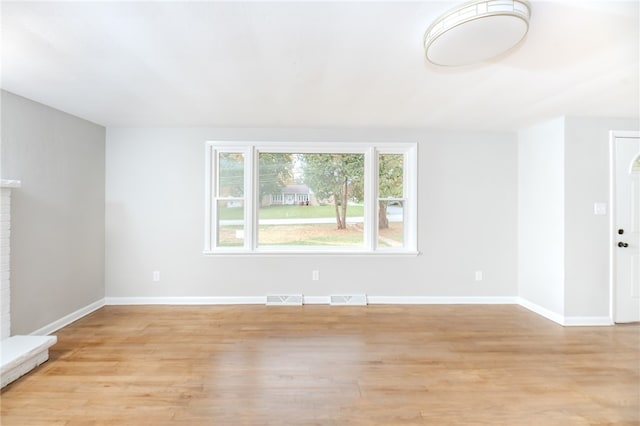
[2,1,638,131]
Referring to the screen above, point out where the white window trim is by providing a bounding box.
[204,141,418,255]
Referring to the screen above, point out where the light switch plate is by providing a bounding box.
[593,202,607,215]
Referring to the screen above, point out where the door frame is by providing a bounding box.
[609,130,640,323]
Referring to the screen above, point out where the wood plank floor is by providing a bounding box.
[1,305,638,425]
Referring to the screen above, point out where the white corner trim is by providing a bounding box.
[30,298,105,336]
[367,296,519,304]
[563,316,614,326]
[517,297,565,325]
[104,296,266,305]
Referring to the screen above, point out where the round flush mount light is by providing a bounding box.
[424,0,531,66]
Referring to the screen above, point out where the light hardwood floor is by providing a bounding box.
[1,305,638,425]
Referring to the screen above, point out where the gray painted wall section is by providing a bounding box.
[563,116,639,318]
[1,91,105,334]
[105,128,518,299]
[518,116,640,321]
[2,87,635,327]
[518,117,565,316]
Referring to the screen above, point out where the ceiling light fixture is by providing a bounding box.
[424,0,531,66]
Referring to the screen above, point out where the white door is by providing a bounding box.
[614,133,640,323]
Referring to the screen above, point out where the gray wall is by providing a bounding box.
[518,118,565,316]
[1,91,105,334]
[105,128,518,299]
[518,116,639,321]
[3,88,634,328]
[564,116,639,318]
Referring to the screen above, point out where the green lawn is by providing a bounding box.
[219,204,365,220]
[217,221,403,247]
[258,223,364,246]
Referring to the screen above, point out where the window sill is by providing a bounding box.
[202,250,420,257]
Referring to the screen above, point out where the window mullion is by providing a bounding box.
[365,147,376,251]
[204,146,214,251]
[405,146,418,251]
[244,147,255,251]
[403,150,410,250]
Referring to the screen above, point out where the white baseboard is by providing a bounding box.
[106,296,519,305]
[368,296,519,305]
[17,293,616,337]
[517,297,565,325]
[30,298,105,336]
[518,298,613,326]
[563,316,613,326]
[105,296,265,305]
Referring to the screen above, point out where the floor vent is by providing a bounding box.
[330,294,367,306]
[266,294,304,306]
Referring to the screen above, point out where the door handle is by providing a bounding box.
[618,242,629,248]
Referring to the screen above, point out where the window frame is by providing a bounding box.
[204,141,418,255]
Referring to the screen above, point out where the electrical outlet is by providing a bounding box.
[312,270,320,281]
[153,271,160,282]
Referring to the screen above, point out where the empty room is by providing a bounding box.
[1,0,639,424]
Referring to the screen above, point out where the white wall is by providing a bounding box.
[105,128,518,300]
[1,91,106,334]
[564,117,639,319]
[518,118,565,317]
